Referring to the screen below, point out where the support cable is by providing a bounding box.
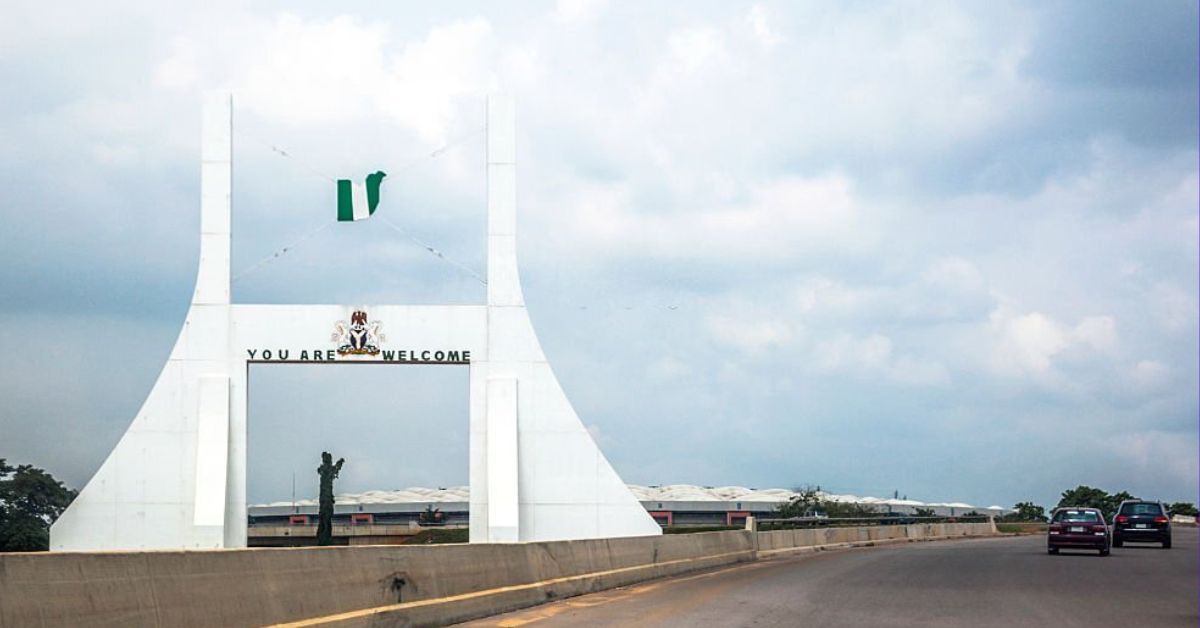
[231,221,335,283]
[377,216,487,285]
[232,126,487,283]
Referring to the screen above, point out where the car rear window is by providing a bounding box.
[1119,503,1163,516]
[1053,510,1101,523]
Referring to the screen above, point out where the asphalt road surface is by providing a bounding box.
[460,530,1198,627]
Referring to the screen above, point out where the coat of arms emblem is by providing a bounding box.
[332,310,385,356]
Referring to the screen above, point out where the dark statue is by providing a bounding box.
[316,451,344,546]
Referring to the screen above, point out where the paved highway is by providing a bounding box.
[461,530,1198,627]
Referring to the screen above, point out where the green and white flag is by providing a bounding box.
[337,170,387,221]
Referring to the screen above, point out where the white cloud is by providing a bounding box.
[812,333,950,386]
[706,315,794,354]
[746,5,782,47]
[1071,315,1118,354]
[1150,281,1197,334]
[153,14,494,144]
[378,17,494,142]
[814,333,894,371]
[1129,359,1170,390]
[647,356,694,381]
[89,142,140,167]
[153,36,201,90]
[922,257,985,293]
[550,172,874,264]
[554,0,609,25]
[988,308,1125,385]
[240,14,390,125]
[991,310,1068,376]
[667,27,728,74]
[794,277,877,315]
[1103,430,1199,488]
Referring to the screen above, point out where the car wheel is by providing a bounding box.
[1163,539,1171,549]
[1099,547,1109,556]
[1113,538,1122,547]
[1047,547,1058,554]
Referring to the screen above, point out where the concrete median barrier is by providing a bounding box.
[0,532,755,627]
[756,522,996,557]
[0,523,994,627]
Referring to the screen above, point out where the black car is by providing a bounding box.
[1112,500,1171,548]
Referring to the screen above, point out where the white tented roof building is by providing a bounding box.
[252,484,1007,519]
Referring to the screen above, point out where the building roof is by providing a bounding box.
[253,484,1008,513]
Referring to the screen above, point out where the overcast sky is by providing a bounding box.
[1,1,1196,509]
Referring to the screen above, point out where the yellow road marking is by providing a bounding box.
[472,553,784,626]
[268,549,755,627]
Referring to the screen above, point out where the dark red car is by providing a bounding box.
[1113,500,1171,548]
[1048,507,1110,556]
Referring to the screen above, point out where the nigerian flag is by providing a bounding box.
[337,171,387,221]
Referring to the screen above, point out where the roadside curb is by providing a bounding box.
[755,533,999,559]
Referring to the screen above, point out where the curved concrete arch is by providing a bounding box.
[50,93,661,550]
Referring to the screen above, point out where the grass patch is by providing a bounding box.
[403,528,470,544]
[997,523,1046,534]
[663,526,742,534]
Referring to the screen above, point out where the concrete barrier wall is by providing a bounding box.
[755,522,994,553]
[0,531,755,627]
[0,523,993,627]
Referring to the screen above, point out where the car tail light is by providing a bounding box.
[1153,516,1168,523]
[1115,515,1128,524]
[1091,524,1107,532]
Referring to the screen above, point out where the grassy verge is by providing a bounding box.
[663,526,742,534]
[402,528,470,544]
[996,522,1046,535]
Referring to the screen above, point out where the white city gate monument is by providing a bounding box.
[51,93,661,550]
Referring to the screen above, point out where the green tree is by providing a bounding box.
[1010,501,1046,522]
[316,452,344,546]
[775,487,882,519]
[776,486,821,518]
[1107,491,1136,515]
[1167,502,1198,517]
[1055,486,1137,521]
[822,500,880,518]
[0,459,77,552]
[913,507,937,518]
[1056,485,1110,511]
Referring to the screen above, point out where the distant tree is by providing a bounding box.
[822,501,880,518]
[912,507,937,518]
[1167,502,1198,517]
[1107,491,1137,515]
[1008,502,1046,522]
[1055,486,1137,521]
[775,486,882,519]
[0,459,77,551]
[316,452,344,546]
[1056,486,1111,511]
[776,486,821,518]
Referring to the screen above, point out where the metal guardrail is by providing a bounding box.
[756,515,992,530]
